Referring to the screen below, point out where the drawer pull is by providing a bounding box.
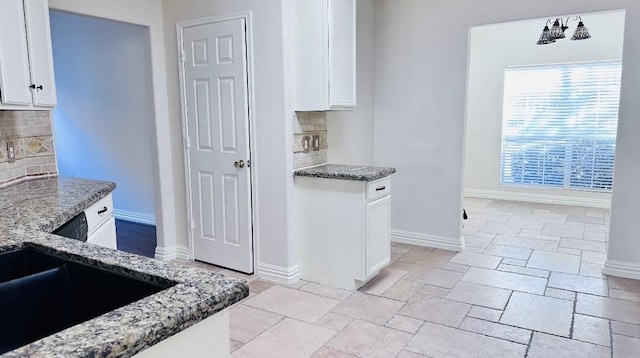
[375,186,386,191]
[97,206,108,214]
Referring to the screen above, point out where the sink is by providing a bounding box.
[0,247,176,354]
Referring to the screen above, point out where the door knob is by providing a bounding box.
[234,160,245,168]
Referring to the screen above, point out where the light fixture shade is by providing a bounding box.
[549,19,565,40]
[537,26,556,45]
[571,21,591,40]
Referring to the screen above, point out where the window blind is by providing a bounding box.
[500,60,622,191]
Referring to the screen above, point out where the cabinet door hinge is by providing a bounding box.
[180,50,186,63]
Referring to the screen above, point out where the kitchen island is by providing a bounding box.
[0,177,248,357]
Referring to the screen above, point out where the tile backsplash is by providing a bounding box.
[293,111,328,169]
[0,111,57,186]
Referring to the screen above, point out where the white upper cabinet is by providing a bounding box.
[0,0,57,109]
[294,0,356,111]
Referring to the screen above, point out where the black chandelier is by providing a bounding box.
[537,16,591,45]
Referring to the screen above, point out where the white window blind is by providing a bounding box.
[500,60,622,191]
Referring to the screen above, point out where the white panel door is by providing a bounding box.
[182,19,253,273]
[24,0,57,107]
[0,0,33,106]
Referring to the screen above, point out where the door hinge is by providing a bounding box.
[180,50,186,63]
[191,219,195,230]
[247,160,251,168]
[185,137,191,148]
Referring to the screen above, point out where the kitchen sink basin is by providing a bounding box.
[0,246,176,354]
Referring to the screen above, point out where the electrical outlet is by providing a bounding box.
[312,135,320,151]
[302,136,311,153]
[341,134,348,147]
[7,141,15,163]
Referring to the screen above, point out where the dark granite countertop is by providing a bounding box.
[0,176,248,357]
[294,164,396,181]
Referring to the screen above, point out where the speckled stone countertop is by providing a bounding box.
[294,164,396,181]
[0,176,249,357]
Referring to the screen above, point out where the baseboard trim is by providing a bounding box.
[113,209,156,226]
[154,245,190,261]
[603,259,640,280]
[464,189,610,209]
[391,230,465,252]
[256,262,300,284]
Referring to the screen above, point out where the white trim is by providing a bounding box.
[154,245,190,261]
[603,260,640,280]
[464,189,610,209]
[176,11,257,272]
[391,230,465,252]
[256,262,300,285]
[113,209,156,226]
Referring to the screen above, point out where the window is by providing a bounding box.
[500,60,622,191]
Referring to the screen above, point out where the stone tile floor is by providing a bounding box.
[176,198,640,357]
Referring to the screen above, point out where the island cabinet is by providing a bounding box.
[294,0,356,111]
[296,175,392,290]
[0,0,57,109]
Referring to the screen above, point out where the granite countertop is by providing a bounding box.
[0,176,249,357]
[294,164,396,181]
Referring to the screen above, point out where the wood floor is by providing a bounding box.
[115,219,156,258]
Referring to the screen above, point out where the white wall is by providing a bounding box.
[50,11,156,222]
[49,0,179,259]
[327,0,376,165]
[464,12,624,208]
[161,0,298,278]
[373,0,640,271]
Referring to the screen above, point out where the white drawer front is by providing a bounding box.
[366,177,391,202]
[86,194,114,234]
[88,216,117,250]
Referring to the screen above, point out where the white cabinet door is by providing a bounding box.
[365,195,391,277]
[328,0,356,109]
[88,216,117,250]
[294,0,356,111]
[0,0,33,106]
[24,0,57,107]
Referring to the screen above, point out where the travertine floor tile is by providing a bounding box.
[441,262,469,273]
[396,351,429,358]
[331,292,404,325]
[445,281,511,309]
[300,282,353,301]
[560,237,605,252]
[613,334,640,358]
[497,263,549,278]
[479,223,522,236]
[449,251,502,269]
[311,347,354,357]
[405,321,527,358]
[381,279,424,301]
[500,292,573,336]
[492,235,559,251]
[527,250,581,274]
[243,285,340,323]
[609,276,640,293]
[385,314,424,333]
[232,318,337,358]
[403,266,464,288]
[573,314,611,347]
[326,320,412,358]
[545,287,576,301]
[581,250,606,264]
[527,332,610,358]
[577,293,640,325]
[580,262,606,278]
[547,272,608,296]
[459,317,531,344]
[417,284,450,298]
[461,267,547,294]
[483,244,532,260]
[612,321,640,338]
[399,295,470,327]
[315,312,353,331]
[466,306,503,322]
[359,267,407,296]
[230,304,283,343]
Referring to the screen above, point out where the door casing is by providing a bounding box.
[176,11,258,271]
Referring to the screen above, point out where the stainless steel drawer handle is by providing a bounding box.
[97,206,108,214]
[375,186,386,191]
